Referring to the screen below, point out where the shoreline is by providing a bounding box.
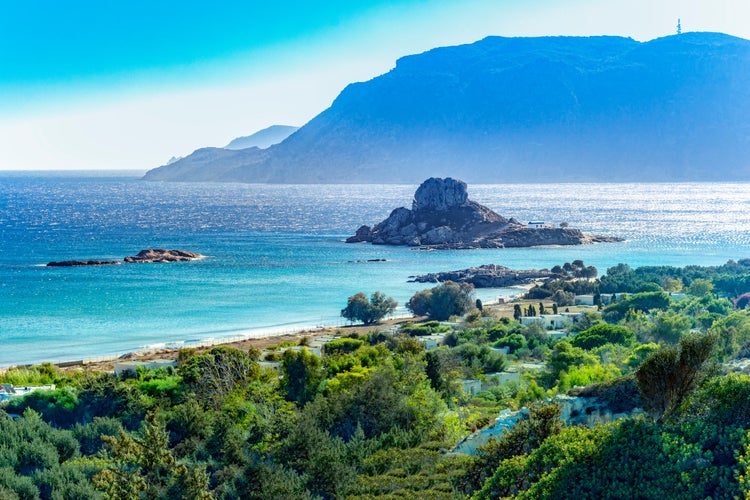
[3,296,530,374]
[49,317,415,373]
[1,289,538,373]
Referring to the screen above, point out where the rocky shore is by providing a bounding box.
[47,249,204,267]
[347,177,622,249]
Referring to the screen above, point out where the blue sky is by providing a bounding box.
[0,0,746,170]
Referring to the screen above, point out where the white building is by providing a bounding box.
[418,332,451,350]
[459,378,483,396]
[520,312,583,330]
[0,384,56,401]
[575,294,595,306]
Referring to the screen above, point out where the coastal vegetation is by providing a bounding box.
[2,260,750,498]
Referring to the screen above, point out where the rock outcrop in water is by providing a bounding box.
[47,260,121,267]
[347,177,621,249]
[47,249,204,267]
[124,249,204,263]
[410,264,555,287]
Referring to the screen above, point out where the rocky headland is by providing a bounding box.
[346,177,622,249]
[410,264,555,287]
[47,249,204,267]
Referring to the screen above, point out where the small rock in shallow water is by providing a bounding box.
[123,249,204,263]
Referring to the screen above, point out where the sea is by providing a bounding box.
[1,172,749,367]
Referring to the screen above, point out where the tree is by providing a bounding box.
[341,291,397,325]
[687,278,714,297]
[94,412,186,499]
[583,265,598,278]
[662,277,683,292]
[178,346,260,408]
[281,348,324,405]
[539,302,545,315]
[406,281,474,321]
[651,310,692,344]
[551,289,575,307]
[635,333,716,423]
[513,304,522,321]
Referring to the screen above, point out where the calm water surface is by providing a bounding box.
[1,174,748,365]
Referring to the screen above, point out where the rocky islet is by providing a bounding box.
[347,177,622,249]
[47,249,204,267]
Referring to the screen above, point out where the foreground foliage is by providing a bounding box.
[2,260,750,498]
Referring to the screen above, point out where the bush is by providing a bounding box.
[635,333,716,423]
[400,321,451,336]
[602,291,671,322]
[324,338,365,355]
[571,324,635,350]
[494,334,527,353]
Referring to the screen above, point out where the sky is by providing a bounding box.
[0,0,747,171]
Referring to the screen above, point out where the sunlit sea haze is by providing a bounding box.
[1,173,749,366]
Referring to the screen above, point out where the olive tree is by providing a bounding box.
[406,281,475,321]
[341,291,397,325]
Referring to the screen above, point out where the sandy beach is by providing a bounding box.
[51,317,416,373]
[10,293,539,375]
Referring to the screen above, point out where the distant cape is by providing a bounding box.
[144,32,750,183]
[145,125,297,182]
[224,125,299,150]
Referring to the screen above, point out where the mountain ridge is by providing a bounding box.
[224,125,299,150]
[144,32,750,183]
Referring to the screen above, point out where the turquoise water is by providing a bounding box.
[1,174,749,366]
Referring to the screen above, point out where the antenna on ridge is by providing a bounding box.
[677,18,682,35]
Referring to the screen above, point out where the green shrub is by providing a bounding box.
[571,324,635,350]
[324,338,365,355]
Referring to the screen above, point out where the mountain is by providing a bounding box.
[224,125,299,150]
[144,33,750,183]
[144,147,267,182]
[144,125,296,182]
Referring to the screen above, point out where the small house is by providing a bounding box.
[575,294,595,306]
[0,384,56,401]
[483,371,521,388]
[459,378,483,396]
[521,314,580,331]
[418,332,450,350]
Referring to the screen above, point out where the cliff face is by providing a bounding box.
[144,32,750,183]
[347,178,621,249]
